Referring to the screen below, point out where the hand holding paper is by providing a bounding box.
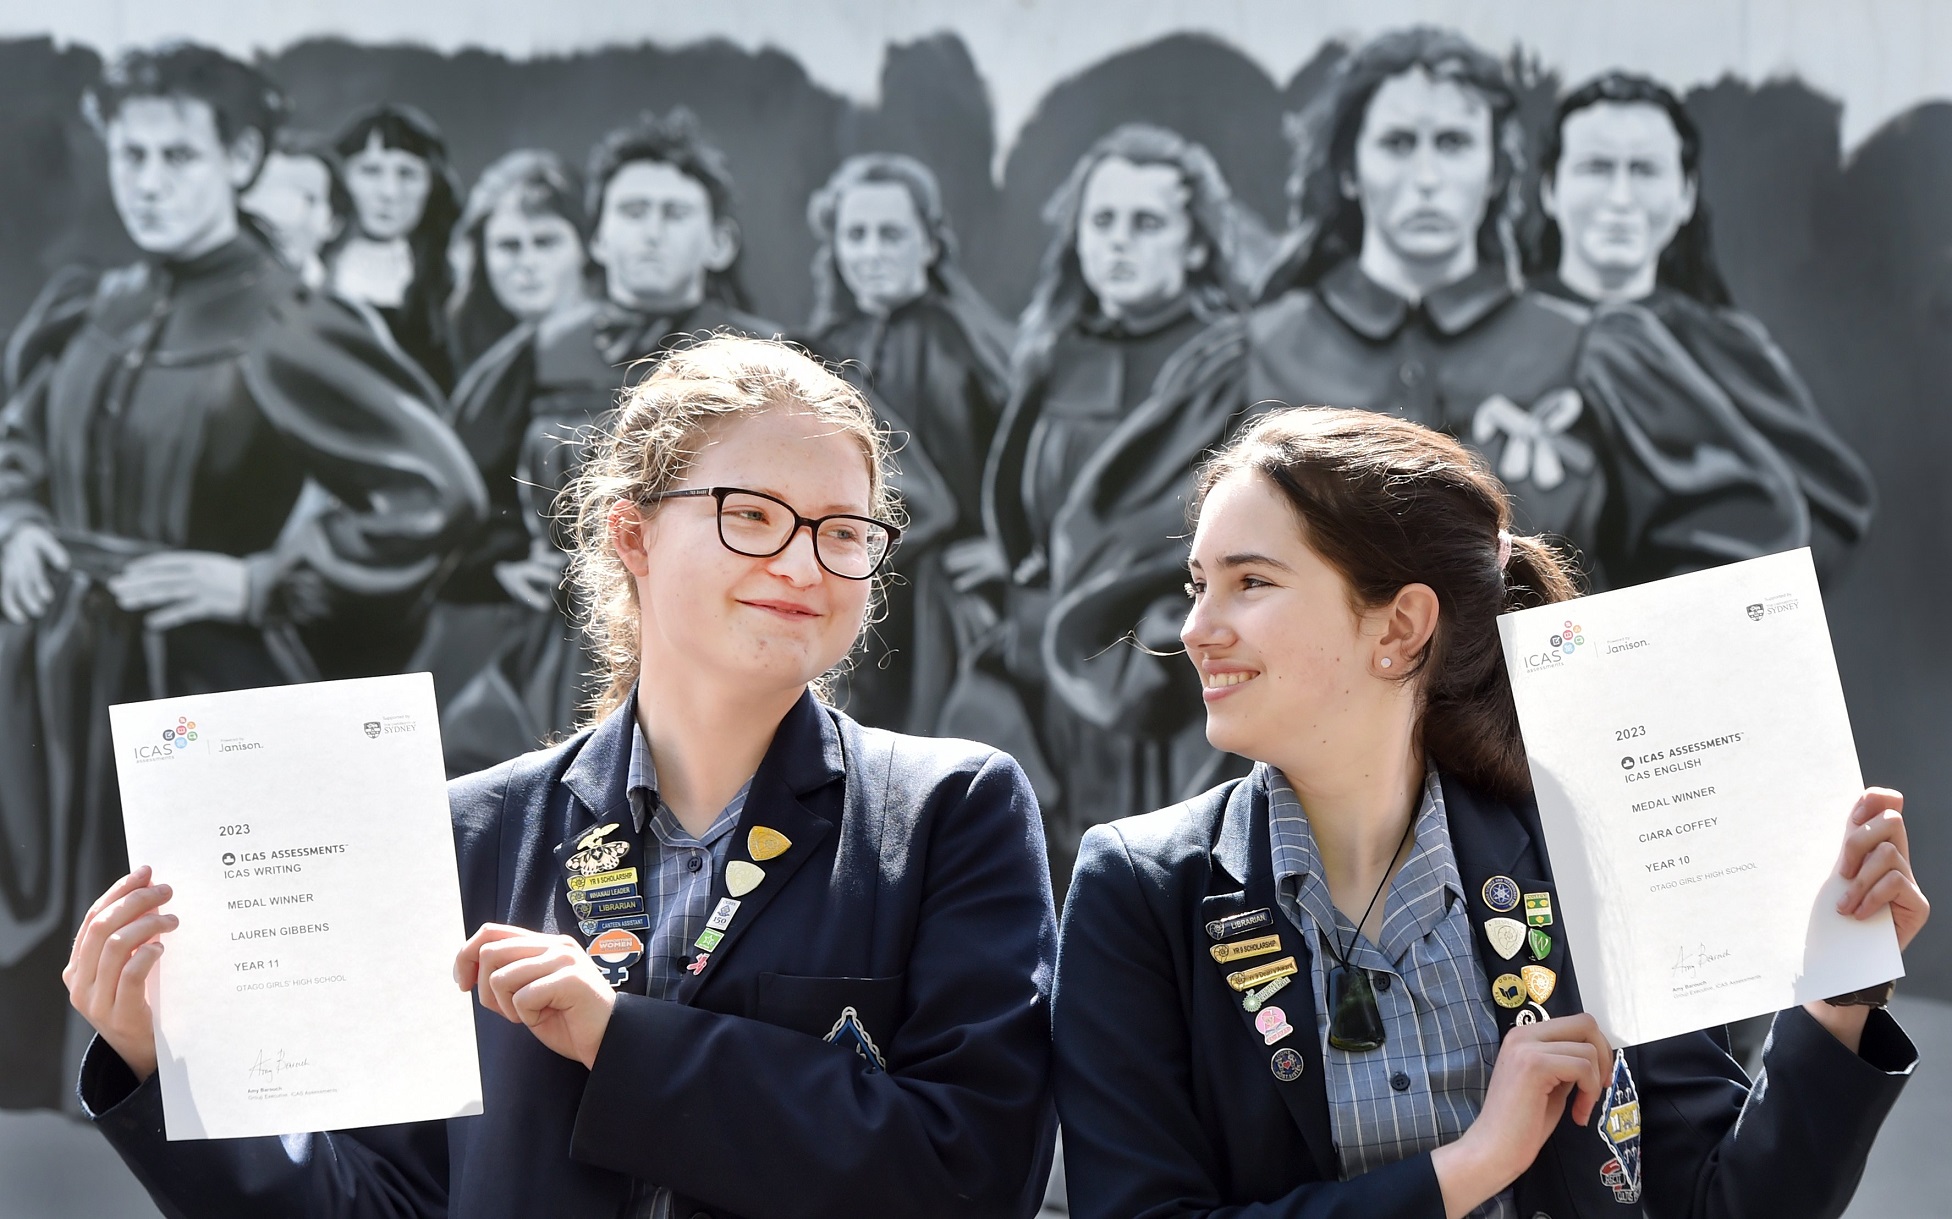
[1497,549,1910,1047]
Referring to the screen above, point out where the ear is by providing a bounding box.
[226,128,266,191]
[1339,170,1359,201]
[1538,172,1559,221]
[609,499,654,580]
[704,216,739,273]
[1370,582,1441,675]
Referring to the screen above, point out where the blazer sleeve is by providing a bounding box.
[243,292,487,616]
[78,1040,450,1219]
[1639,1004,1915,1219]
[1054,823,1446,1219]
[568,748,1059,1218]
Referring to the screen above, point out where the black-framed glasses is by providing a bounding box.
[640,486,901,580]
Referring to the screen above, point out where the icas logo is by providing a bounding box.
[1549,619,1585,655]
[161,715,199,751]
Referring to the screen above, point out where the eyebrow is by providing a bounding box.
[1188,551,1296,574]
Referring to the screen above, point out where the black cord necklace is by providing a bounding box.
[1323,812,1417,1053]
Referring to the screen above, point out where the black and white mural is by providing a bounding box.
[0,5,1948,1113]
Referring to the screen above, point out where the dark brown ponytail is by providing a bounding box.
[1193,407,1583,798]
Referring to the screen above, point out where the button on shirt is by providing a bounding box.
[1264,763,1513,1219]
[624,722,749,1219]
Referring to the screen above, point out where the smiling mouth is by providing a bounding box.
[741,599,820,619]
[1203,671,1259,689]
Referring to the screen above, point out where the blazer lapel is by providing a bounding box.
[673,692,841,1005]
[543,703,641,940]
[1440,776,1585,1027]
[1208,776,1337,1182]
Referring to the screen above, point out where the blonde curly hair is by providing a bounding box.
[564,334,898,722]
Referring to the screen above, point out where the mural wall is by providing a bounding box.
[1,7,1948,1112]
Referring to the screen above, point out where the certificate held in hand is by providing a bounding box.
[110,673,482,1140]
[1497,548,1902,1048]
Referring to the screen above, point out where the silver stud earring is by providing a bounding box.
[1379,657,1393,670]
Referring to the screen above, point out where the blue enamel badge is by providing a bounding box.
[824,1005,886,1073]
[1596,1049,1642,1205]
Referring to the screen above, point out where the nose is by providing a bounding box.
[765,524,825,587]
[1411,141,1444,191]
[1180,590,1232,655]
[1603,165,1636,206]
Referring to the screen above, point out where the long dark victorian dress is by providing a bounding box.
[438,296,777,774]
[0,237,483,1108]
[805,287,1010,736]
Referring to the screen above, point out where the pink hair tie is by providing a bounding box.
[1496,530,1513,570]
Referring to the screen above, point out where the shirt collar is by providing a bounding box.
[1264,762,1466,959]
[626,718,659,833]
[1076,291,1197,340]
[1317,259,1515,342]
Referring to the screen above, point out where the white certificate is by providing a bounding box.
[1498,549,1902,1047]
[111,674,482,1139]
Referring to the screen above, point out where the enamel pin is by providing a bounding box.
[1481,876,1520,913]
[706,897,741,931]
[1241,975,1291,1013]
[747,826,792,861]
[1209,934,1282,964]
[1205,908,1274,941]
[1483,917,1526,960]
[1524,891,1555,927]
[726,860,765,897]
[1597,1050,1643,1204]
[1269,1047,1305,1082]
[1521,964,1557,1005]
[1254,1006,1295,1046]
[1527,927,1553,961]
[1491,973,1526,1009]
[565,823,631,876]
[824,1005,886,1073]
[1226,956,1299,992]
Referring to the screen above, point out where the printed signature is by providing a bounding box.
[1670,942,1734,978]
[246,1048,311,1085]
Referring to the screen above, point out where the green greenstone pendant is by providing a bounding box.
[1326,965,1386,1052]
[1527,927,1553,961]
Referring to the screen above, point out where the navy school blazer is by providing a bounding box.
[1052,771,1915,1219]
[81,691,1059,1218]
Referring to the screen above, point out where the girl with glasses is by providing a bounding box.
[1051,407,1924,1218]
[67,336,1058,1218]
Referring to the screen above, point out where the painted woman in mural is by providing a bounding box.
[411,151,595,716]
[446,149,591,371]
[327,103,463,391]
[945,122,1243,886]
[0,44,483,1109]
[240,130,345,291]
[1043,27,1820,812]
[439,109,777,774]
[1534,71,1876,577]
[803,152,1010,734]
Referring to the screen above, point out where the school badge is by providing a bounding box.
[1596,1050,1643,1204]
[1483,917,1526,960]
[824,1005,886,1073]
[566,823,631,876]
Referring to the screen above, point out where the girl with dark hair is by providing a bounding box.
[801,152,1010,735]
[447,149,590,371]
[328,103,464,390]
[944,122,1244,888]
[1534,72,1875,578]
[1053,406,1923,1219]
[1042,29,1818,823]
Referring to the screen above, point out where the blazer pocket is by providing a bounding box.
[756,973,906,1071]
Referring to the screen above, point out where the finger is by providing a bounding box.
[109,582,185,611]
[1847,867,1923,922]
[114,940,166,1020]
[66,868,154,992]
[88,910,177,1020]
[1852,788,1904,824]
[455,923,531,988]
[72,882,171,997]
[470,938,554,1015]
[510,964,589,1028]
[1840,840,1912,913]
[488,954,571,1025]
[1840,810,1909,882]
